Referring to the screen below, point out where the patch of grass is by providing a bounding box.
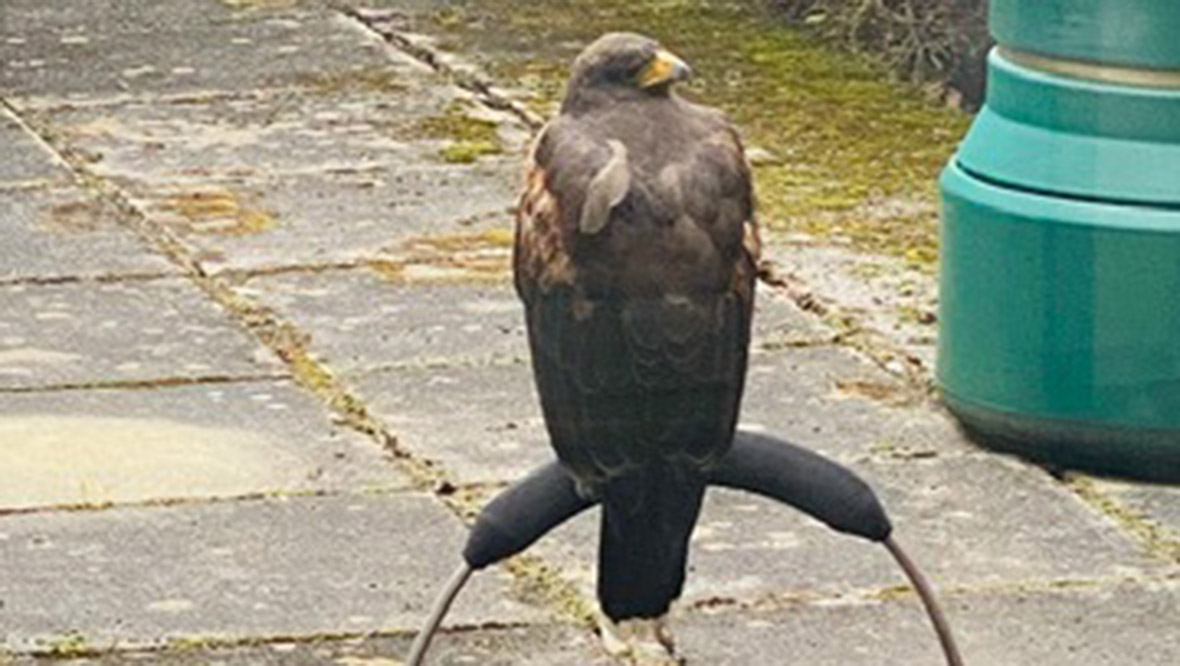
[160,187,276,236]
[431,6,470,29]
[439,140,501,163]
[294,67,408,96]
[404,227,515,252]
[869,583,915,601]
[369,228,514,284]
[505,554,597,627]
[167,636,218,652]
[45,632,93,658]
[413,103,505,163]
[222,0,298,8]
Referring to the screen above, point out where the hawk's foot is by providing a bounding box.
[599,615,682,665]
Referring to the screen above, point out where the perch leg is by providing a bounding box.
[710,430,963,666]
[407,462,596,665]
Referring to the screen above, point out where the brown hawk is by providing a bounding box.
[514,31,760,650]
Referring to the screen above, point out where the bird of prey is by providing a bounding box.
[514,32,760,659]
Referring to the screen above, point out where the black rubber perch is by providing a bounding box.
[709,430,893,542]
[407,431,963,665]
[464,461,596,570]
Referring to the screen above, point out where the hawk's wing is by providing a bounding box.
[514,109,760,490]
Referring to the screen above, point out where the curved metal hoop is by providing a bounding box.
[406,563,474,666]
[405,541,964,666]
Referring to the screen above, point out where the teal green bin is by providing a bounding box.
[937,0,1180,479]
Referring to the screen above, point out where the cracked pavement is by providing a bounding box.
[2,1,1178,664]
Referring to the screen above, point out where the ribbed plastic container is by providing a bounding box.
[937,0,1180,479]
[990,0,1180,70]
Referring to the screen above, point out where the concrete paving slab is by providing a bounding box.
[0,492,543,653]
[11,624,612,665]
[125,159,519,273]
[527,455,1160,607]
[2,3,419,105]
[231,262,820,378]
[774,243,941,370]
[0,379,406,510]
[33,86,500,185]
[237,271,528,375]
[752,286,838,350]
[0,187,177,283]
[674,581,1180,666]
[741,345,972,461]
[4,3,1172,664]
[355,362,550,485]
[0,112,72,188]
[0,279,280,388]
[354,344,968,486]
[0,0,325,38]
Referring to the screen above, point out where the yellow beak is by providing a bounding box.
[638,49,693,88]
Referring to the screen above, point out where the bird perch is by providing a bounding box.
[406,430,964,665]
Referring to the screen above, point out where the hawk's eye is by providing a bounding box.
[600,56,641,83]
[627,51,657,81]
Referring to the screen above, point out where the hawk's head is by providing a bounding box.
[563,32,693,112]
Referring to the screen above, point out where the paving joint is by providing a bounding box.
[1065,475,1180,565]
[220,259,509,287]
[339,5,545,131]
[92,160,408,188]
[754,332,841,353]
[9,87,335,115]
[0,270,182,289]
[758,259,933,393]
[213,260,371,283]
[10,620,541,662]
[861,446,981,464]
[0,373,289,396]
[0,180,66,194]
[0,486,351,520]
[682,570,1177,618]
[1,98,76,179]
[343,355,528,382]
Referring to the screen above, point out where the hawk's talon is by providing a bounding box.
[599,615,683,665]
